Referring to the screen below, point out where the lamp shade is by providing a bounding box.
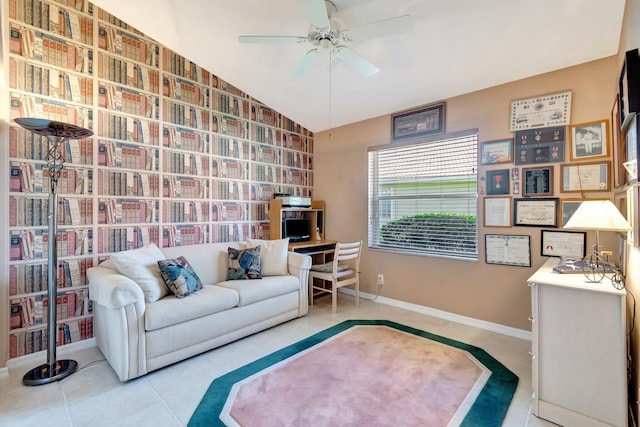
[564,200,631,231]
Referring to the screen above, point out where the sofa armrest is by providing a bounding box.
[287,252,312,316]
[88,266,145,310]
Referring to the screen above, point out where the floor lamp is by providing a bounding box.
[15,118,93,386]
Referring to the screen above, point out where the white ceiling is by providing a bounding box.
[90,0,626,133]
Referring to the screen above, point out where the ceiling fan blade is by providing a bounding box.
[345,15,413,42]
[292,49,323,78]
[334,46,379,77]
[239,35,307,44]
[300,0,331,28]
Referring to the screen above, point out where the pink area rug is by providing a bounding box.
[225,326,487,426]
[189,320,519,427]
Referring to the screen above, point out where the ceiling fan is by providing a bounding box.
[238,0,412,78]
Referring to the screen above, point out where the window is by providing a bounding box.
[368,131,478,260]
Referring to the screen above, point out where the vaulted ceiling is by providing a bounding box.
[91,0,627,133]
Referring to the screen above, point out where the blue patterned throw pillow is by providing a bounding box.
[227,246,262,280]
[157,256,203,298]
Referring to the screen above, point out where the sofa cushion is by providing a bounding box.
[110,243,168,303]
[144,284,239,331]
[216,275,299,307]
[246,238,289,276]
[227,246,262,280]
[157,256,203,298]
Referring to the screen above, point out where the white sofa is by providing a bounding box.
[87,241,311,381]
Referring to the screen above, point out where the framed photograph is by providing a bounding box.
[611,95,627,188]
[569,120,610,161]
[485,234,531,267]
[560,199,583,226]
[391,103,445,142]
[625,114,638,182]
[513,197,559,227]
[514,126,565,164]
[560,161,611,192]
[523,166,553,196]
[619,48,640,131]
[483,196,511,227]
[509,90,572,131]
[540,230,586,258]
[486,169,510,195]
[481,139,513,164]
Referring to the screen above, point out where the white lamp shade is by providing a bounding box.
[564,200,631,231]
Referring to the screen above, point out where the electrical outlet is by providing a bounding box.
[377,274,384,286]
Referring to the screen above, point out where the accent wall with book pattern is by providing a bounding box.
[2,0,314,361]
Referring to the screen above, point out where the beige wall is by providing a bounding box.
[314,57,619,331]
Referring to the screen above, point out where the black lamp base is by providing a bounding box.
[22,359,78,386]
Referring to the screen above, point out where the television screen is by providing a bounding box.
[282,217,311,242]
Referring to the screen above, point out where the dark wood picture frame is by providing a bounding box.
[523,166,553,196]
[391,103,445,142]
[619,48,640,132]
[486,169,510,195]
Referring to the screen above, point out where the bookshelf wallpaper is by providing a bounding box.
[3,0,314,360]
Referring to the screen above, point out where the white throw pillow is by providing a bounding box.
[246,238,289,276]
[110,243,168,303]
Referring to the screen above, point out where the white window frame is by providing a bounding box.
[368,129,479,261]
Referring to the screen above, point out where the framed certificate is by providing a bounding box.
[560,161,611,192]
[485,234,531,267]
[483,196,511,227]
[540,230,586,258]
[510,91,572,131]
[513,197,559,227]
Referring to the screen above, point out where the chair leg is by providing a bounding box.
[309,276,314,307]
[355,277,359,306]
[332,282,337,313]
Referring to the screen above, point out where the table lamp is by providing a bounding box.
[563,200,631,283]
[14,118,93,386]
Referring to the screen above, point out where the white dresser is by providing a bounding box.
[528,258,628,427]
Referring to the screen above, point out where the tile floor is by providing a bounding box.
[0,296,554,426]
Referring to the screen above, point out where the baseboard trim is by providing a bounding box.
[340,288,532,341]
[5,338,97,371]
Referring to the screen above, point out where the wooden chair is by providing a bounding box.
[309,241,362,313]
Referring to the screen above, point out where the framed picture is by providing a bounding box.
[486,169,510,195]
[513,197,559,227]
[619,48,640,131]
[514,126,565,165]
[625,115,638,182]
[569,120,610,161]
[611,95,627,188]
[481,139,513,164]
[483,196,511,227]
[540,230,586,258]
[560,161,611,192]
[523,166,553,196]
[560,199,583,226]
[485,234,531,267]
[391,103,445,142]
[627,184,639,247]
[509,90,572,131]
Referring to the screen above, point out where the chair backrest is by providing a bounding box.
[333,241,362,275]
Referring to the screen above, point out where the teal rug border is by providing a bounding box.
[188,319,519,427]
